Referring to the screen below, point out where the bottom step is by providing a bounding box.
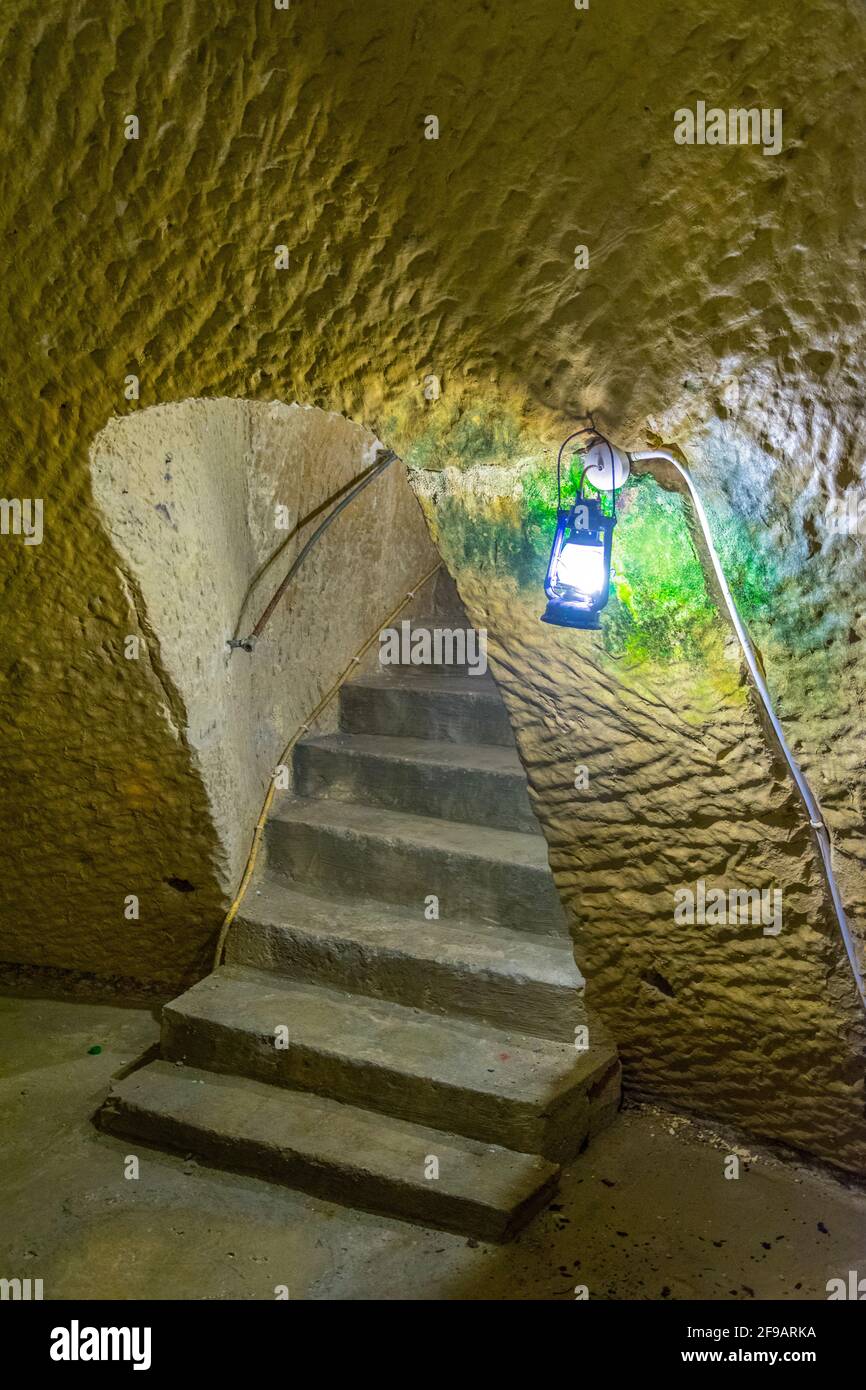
[100,1060,561,1242]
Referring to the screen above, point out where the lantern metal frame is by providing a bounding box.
[541,428,621,630]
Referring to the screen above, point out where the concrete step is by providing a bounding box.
[228,873,585,1041]
[340,673,515,747]
[265,797,567,935]
[101,1060,560,1242]
[160,966,621,1162]
[294,732,540,834]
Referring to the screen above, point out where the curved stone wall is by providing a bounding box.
[2,0,866,1163]
[90,398,438,895]
[411,461,866,1172]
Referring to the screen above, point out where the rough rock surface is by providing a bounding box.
[412,464,866,1173]
[2,392,436,987]
[2,0,866,1168]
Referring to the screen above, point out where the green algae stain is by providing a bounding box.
[386,397,537,472]
[526,467,721,662]
[430,462,777,666]
[604,476,719,662]
[431,491,541,587]
[703,499,778,631]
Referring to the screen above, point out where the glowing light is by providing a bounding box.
[541,431,628,631]
[555,540,605,596]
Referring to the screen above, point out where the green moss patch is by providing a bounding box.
[429,460,777,665]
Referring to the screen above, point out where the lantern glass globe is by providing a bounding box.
[556,539,605,597]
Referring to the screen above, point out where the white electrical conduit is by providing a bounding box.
[629,447,866,1013]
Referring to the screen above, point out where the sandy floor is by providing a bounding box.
[1,992,864,1301]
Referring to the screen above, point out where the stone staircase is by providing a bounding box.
[102,635,621,1241]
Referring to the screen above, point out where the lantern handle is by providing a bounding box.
[604,437,617,522]
[556,424,597,511]
[562,430,620,523]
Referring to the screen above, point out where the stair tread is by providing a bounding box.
[106,1059,559,1224]
[271,796,551,870]
[348,672,501,697]
[167,965,610,1105]
[238,873,582,988]
[298,731,525,776]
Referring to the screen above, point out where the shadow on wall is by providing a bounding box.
[90,398,440,899]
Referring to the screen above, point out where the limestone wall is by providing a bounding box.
[1,396,436,989]
[3,0,866,1161]
[412,462,866,1173]
[90,398,438,897]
